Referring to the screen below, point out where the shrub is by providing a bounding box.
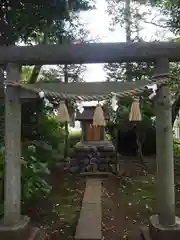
[22,143,52,200]
[0,143,52,204]
[35,113,66,163]
[107,121,156,156]
[38,113,65,149]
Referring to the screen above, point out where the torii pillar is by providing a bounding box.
[0,64,47,239]
[141,58,180,239]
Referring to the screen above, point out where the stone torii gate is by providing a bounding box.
[0,42,179,240]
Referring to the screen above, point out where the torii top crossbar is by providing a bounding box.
[1,42,180,65]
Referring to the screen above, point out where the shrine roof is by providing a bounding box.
[76,106,109,121]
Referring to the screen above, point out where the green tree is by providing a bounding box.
[38,64,86,83]
[149,0,180,34]
[26,12,91,84]
[148,0,180,125]
[0,0,94,45]
[105,0,180,126]
[104,0,157,164]
[1,0,94,84]
[104,0,153,82]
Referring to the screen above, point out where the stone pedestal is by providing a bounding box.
[68,140,117,174]
[141,215,180,240]
[0,215,48,240]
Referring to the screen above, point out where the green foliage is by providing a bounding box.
[0,144,52,202]
[21,144,52,200]
[106,0,148,33]
[173,138,180,177]
[149,0,180,34]
[106,96,156,155]
[21,99,66,155]
[0,107,67,204]
[104,62,154,82]
[173,138,180,158]
[69,131,81,149]
[104,0,154,83]
[169,63,180,95]
[21,100,43,141]
[38,113,65,149]
[0,0,94,45]
[105,133,112,141]
[107,96,154,125]
[38,68,63,82]
[21,66,34,82]
[38,64,86,83]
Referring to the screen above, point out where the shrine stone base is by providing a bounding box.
[141,215,180,240]
[0,215,48,240]
[68,140,117,174]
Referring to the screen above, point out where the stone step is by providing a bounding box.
[75,178,102,240]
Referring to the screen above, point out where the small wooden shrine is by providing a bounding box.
[76,106,107,142]
[68,105,117,174]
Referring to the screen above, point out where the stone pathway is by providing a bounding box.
[75,178,102,240]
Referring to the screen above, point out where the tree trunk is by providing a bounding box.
[28,28,49,84]
[136,131,147,170]
[125,0,132,82]
[28,65,42,84]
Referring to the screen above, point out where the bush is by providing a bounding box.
[106,95,156,156]
[0,142,52,204]
[22,143,52,200]
[35,113,66,163]
[38,113,65,149]
[107,121,156,156]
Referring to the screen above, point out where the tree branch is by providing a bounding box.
[144,20,171,29]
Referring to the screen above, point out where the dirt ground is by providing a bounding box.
[102,174,155,240]
[23,157,180,240]
[23,167,85,239]
[101,157,156,240]
[102,157,180,240]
